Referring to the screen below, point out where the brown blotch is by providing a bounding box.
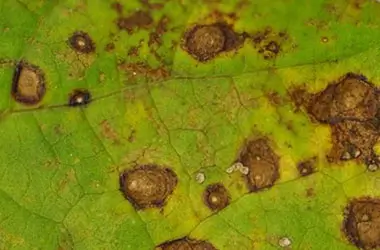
[11,61,46,105]
[118,61,169,81]
[329,120,378,163]
[238,137,280,192]
[119,165,178,210]
[68,31,96,54]
[156,237,217,250]
[308,73,378,123]
[293,73,380,168]
[297,158,316,177]
[182,22,246,62]
[117,10,153,33]
[203,183,230,212]
[343,197,380,249]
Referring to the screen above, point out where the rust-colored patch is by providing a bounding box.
[149,16,169,47]
[11,61,46,105]
[288,86,312,112]
[116,10,153,34]
[182,22,246,62]
[297,158,316,177]
[238,137,280,192]
[118,62,169,81]
[156,237,216,250]
[266,91,285,106]
[119,165,178,210]
[252,27,288,59]
[111,2,123,15]
[343,197,380,249]
[68,31,95,54]
[100,120,120,144]
[203,183,230,212]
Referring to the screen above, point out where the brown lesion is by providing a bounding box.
[343,197,380,250]
[251,27,289,60]
[156,237,217,250]
[238,137,280,192]
[291,73,380,169]
[182,22,246,62]
[297,157,316,177]
[203,183,230,212]
[67,31,96,54]
[117,61,170,81]
[11,61,46,106]
[116,10,153,34]
[119,164,178,210]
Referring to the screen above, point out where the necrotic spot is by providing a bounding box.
[183,23,244,62]
[343,197,380,249]
[238,137,280,192]
[68,31,96,54]
[156,237,217,250]
[297,158,316,177]
[119,164,178,210]
[11,61,46,105]
[203,183,230,212]
[68,89,91,107]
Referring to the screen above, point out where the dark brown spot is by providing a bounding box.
[105,42,115,52]
[238,137,280,192]
[182,23,245,62]
[297,158,316,177]
[68,89,91,107]
[68,31,95,54]
[343,197,380,249]
[156,237,217,250]
[11,61,46,105]
[203,183,230,212]
[117,11,153,33]
[251,28,287,59]
[148,16,169,47]
[111,2,123,15]
[119,165,178,210]
[265,41,280,54]
[308,73,378,124]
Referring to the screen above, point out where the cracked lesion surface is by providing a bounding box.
[182,22,245,62]
[119,165,178,210]
[343,197,380,249]
[238,137,280,192]
[294,73,380,167]
[203,183,230,212]
[11,61,46,105]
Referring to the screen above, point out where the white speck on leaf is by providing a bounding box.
[278,237,292,247]
[195,172,205,184]
[239,166,249,175]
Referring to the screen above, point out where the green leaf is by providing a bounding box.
[1,0,380,249]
